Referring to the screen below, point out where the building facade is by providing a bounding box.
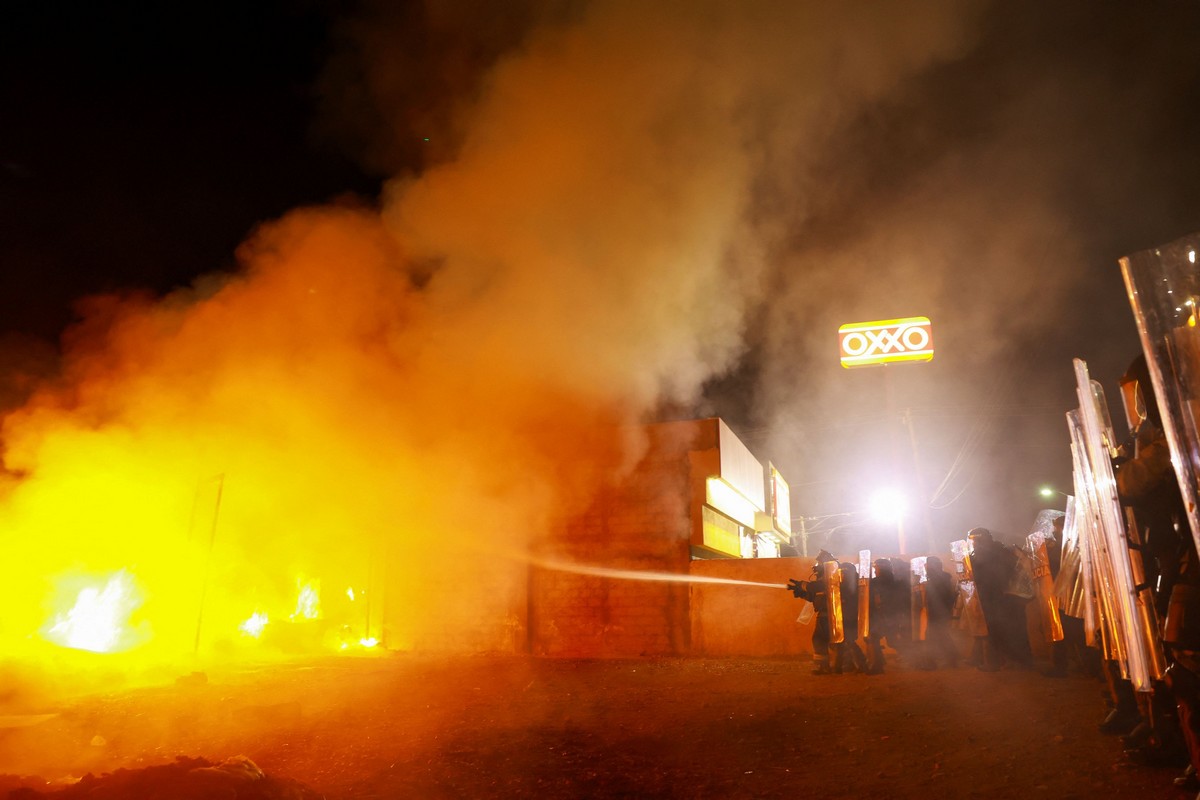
[528,418,813,657]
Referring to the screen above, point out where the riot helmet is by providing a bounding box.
[1119,353,1162,430]
[813,549,837,576]
[967,527,991,554]
[873,558,893,580]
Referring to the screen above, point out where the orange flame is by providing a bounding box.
[44,571,142,653]
[291,581,321,621]
[239,612,269,638]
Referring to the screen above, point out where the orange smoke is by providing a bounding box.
[0,206,633,668]
[0,0,988,675]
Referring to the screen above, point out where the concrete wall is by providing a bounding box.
[690,557,817,656]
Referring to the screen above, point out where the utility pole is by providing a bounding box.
[795,516,809,557]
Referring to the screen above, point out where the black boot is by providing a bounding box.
[1099,707,1140,735]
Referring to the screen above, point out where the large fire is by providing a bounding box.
[44,571,142,653]
[0,209,636,679]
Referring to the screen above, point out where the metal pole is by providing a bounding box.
[883,367,908,554]
[193,473,225,656]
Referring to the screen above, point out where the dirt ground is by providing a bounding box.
[0,645,1188,799]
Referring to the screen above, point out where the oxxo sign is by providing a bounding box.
[838,316,934,368]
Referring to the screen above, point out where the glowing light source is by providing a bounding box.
[838,317,934,368]
[291,581,321,621]
[239,612,269,638]
[705,476,759,529]
[867,488,907,524]
[45,571,141,653]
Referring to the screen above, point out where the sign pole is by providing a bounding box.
[883,365,907,554]
[840,316,935,556]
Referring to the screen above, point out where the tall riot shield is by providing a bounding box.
[954,539,987,638]
[1052,496,1087,620]
[1028,510,1064,643]
[1068,409,1118,658]
[825,560,844,645]
[858,549,871,639]
[1068,422,1102,650]
[1073,360,1165,690]
[910,556,927,642]
[1120,233,1200,559]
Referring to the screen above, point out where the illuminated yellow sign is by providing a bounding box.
[706,476,758,529]
[838,317,933,368]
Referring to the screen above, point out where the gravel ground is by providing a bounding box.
[0,651,1183,798]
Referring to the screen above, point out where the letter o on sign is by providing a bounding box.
[841,332,869,357]
[901,324,929,351]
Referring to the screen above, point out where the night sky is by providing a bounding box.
[1,1,381,340]
[4,1,1200,550]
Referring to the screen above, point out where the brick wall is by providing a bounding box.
[529,420,831,659]
[530,430,696,657]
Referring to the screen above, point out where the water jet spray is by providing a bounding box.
[527,555,788,590]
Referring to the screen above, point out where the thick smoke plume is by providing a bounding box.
[0,0,988,674]
[752,1,1200,545]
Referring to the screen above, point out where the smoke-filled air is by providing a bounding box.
[0,0,991,676]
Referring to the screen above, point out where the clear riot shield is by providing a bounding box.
[1052,496,1088,620]
[858,549,871,639]
[910,556,928,642]
[825,560,844,645]
[950,540,970,580]
[1027,510,1065,643]
[1073,360,1165,690]
[1068,420,1103,650]
[949,539,969,623]
[1120,233,1200,559]
[954,539,987,637]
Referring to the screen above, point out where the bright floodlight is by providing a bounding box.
[868,488,907,524]
[1039,486,1055,498]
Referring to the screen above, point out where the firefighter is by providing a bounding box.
[788,550,839,675]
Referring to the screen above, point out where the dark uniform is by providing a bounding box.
[920,556,959,669]
[789,550,839,674]
[866,558,906,674]
[1113,354,1194,770]
[833,562,867,674]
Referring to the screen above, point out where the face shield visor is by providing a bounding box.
[1119,377,1147,432]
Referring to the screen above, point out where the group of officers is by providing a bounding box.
[786,536,1016,675]
[787,352,1200,794]
[786,550,960,676]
